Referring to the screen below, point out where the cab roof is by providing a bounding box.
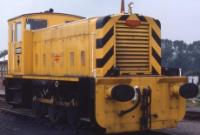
[8,12,85,22]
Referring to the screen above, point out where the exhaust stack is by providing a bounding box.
[120,0,125,13]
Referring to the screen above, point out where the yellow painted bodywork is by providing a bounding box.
[95,76,187,134]
[8,14,161,78]
[6,12,188,134]
[32,19,96,76]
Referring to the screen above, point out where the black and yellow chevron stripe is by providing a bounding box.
[96,16,116,77]
[96,14,161,77]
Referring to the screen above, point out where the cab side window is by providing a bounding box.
[26,19,47,30]
[10,24,15,43]
[16,22,22,42]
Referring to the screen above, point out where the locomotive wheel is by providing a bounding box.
[48,105,60,124]
[32,102,48,119]
[67,107,80,129]
[48,105,67,124]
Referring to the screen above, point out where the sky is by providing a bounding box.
[0,0,200,50]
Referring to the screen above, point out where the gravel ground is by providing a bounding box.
[0,112,199,135]
[0,78,5,91]
[161,120,200,135]
[0,113,95,135]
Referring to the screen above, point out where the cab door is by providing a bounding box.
[10,21,23,74]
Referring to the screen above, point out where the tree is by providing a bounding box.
[0,50,8,58]
[161,39,174,67]
[162,39,200,75]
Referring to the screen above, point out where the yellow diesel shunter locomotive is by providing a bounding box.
[4,7,198,134]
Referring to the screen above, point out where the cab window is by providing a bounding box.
[26,19,47,30]
[10,23,15,43]
[16,22,22,42]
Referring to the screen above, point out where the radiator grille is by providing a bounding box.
[115,21,150,74]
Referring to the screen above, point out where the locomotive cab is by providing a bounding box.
[7,10,84,75]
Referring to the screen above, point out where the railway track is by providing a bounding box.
[185,111,200,121]
[0,96,35,120]
[0,107,35,120]
[184,105,200,121]
[0,97,174,135]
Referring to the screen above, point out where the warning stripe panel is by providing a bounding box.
[152,66,159,75]
[152,29,161,47]
[153,19,161,29]
[96,14,162,76]
[136,14,147,22]
[96,16,111,29]
[96,56,115,77]
[151,56,161,74]
[96,46,114,68]
[151,23,161,75]
[119,15,129,21]
[105,65,114,76]
[145,17,161,38]
[96,27,114,49]
[152,39,161,57]
[96,35,115,59]
[152,47,161,65]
